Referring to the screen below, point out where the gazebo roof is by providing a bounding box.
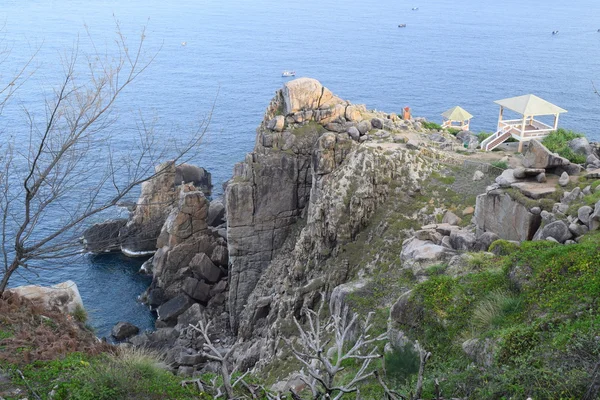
[441,106,473,121]
[494,94,567,116]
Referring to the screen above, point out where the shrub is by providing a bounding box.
[71,304,88,323]
[542,129,586,164]
[421,121,442,130]
[385,343,420,385]
[488,239,519,255]
[446,127,461,136]
[476,132,492,142]
[490,160,508,170]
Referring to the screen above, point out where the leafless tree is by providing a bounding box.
[0,21,209,293]
[283,299,388,399]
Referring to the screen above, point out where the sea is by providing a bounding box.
[1,0,599,337]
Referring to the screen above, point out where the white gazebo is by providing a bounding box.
[480,94,567,152]
[441,106,473,131]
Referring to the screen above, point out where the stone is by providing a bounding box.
[175,303,205,331]
[267,116,285,132]
[390,290,422,328]
[330,280,369,315]
[512,167,526,179]
[371,118,383,129]
[111,322,140,341]
[588,200,600,230]
[474,231,500,252]
[535,220,572,243]
[7,280,84,315]
[462,338,497,367]
[282,78,343,114]
[578,205,594,226]
[174,164,212,195]
[406,139,419,150]
[157,294,194,322]
[474,192,542,241]
[495,169,518,188]
[189,253,221,283]
[514,167,545,179]
[207,200,225,227]
[568,137,593,156]
[536,172,546,183]
[442,211,462,225]
[558,172,570,187]
[562,187,581,205]
[554,163,584,176]
[82,219,127,253]
[522,139,571,169]
[530,207,541,215]
[441,235,453,249]
[400,237,455,268]
[472,170,484,181]
[357,120,372,135]
[540,210,556,223]
[462,206,475,216]
[583,185,592,195]
[347,126,360,141]
[552,202,569,215]
[586,154,600,166]
[210,245,228,267]
[449,230,476,251]
[209,279,228,297]
[569,223,589,237]
[510,182,556,200]
[182,277,211,303]
[456,131,479,149]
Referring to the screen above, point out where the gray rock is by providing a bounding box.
[390,290,421,328]
[540,210,556,223]
[406,139,419,150]
[535,220,572,243]
[175,303,205,331]
[210,245,228,267]
[449,230,476,251]
[554,163,584,176]
[569,223,589,237]
[442,211,462,226]
[82,219,127,253]
[440,235,453,249]
[462,338,497,367]
[174,164,212,195]
[347,126,360,141]
[474,231,500,252]
[111,322,139,341]
[495,169,518,188]
[568,137,592,156]
[583,185,592,196]
[456,131,479,149]
[400,237,455,268]
[530,207,541,215]
[157,294,194,322]
[558,172,570,187]
[561,187,581,205]
[536,172,547,183]
[474,192,542,241]
[588,200,600,230]
[472,170,484,181]
[182,277,211,303]
[371,118,383,129]
[357,120,372,135]
[189,253,221,283]
[207,199,225,227]
[522,139,570,169]
[578,205,593,225]
[587,154,600,166]
[267,116,285,132]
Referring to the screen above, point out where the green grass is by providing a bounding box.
[71,305,88,323]
[541,129,586,164]
[490,160,508,170]
[421,121,443,130]
[446,127,461,136]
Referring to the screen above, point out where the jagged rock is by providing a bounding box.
[586,153,600,166]
[442,211,462,225]
[207,200,225,227]
[536,172,546,183]
[522,139,571,169]
[441,235,453,249]
[178,350,207,366]
[577,206,594,225]
[535,220,572,243]
[345,105,363,122]
[157,294,194,322]
[156,187,209,249]
[558,172,570,187]
[189,253,221,283]
[347,126,360,141]
[456,131,479,149]
[530,207,541,215]
[583,185,592,195]
[7,280,84,315]
[569,223,588,237]
[472,170,484,181]
[568,137,592,156]
[267,116,285,132]
[474,192,541,241]
[406,139,419,150]
[474,231,500,252]
[282,78,343,114]
[552,203,569,215]
[111,322,140,341]
[400,237,455,269]
[449,230,476,251]
[210,245,228,267]
[357,120,372,135]
[209,280,228,297]
[175,303,205,331]
[415,229,442,243]
[554,163,584,176]
[561,187,581,205]
[182,277,211,303]
[82,219,127,253]
[540,210,556,223]
[462,206,475,216]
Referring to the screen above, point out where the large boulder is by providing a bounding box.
[400,237,455,270]
[282,78,343,114]
[456,131,479,149]
[568,137,593,156]
[8,280,84,315]
[390,290,422,328]
[474,231,500,252]
[522,140,570,169]
[157,294,194,323]
[82,219,127,253]
[474,192,542,241]
[111,322,140,341]
[207,199,226,227]
[534,220,572,243]
[449,230,476,251]
[189,253,221,283]
[174,164,212,196]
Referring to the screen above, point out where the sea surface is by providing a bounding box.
[1,0,599,337]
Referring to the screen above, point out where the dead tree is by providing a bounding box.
[284,299,387,399]
[0,21,210,293]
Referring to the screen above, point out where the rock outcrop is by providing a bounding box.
[7,280,84,315]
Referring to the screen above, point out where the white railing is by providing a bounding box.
[480,125,512,151]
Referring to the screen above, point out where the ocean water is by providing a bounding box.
[1,0,599,337]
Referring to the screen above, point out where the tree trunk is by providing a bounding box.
[0,260,20,294]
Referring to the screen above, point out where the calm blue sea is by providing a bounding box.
[1,0,599,337]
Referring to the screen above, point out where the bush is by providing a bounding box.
[490,160,508,170]
[488,239,519,255]
[542,129,586,164]
[476,132,492,142]
[446,127,461,136]
[421,121,442,130]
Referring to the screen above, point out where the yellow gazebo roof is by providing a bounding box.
[494,94,567,116]
[441,106,473,121]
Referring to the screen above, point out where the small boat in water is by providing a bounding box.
[398,24,407,28]
[552,30,559,35]
[412,7,419,10]
[282,70,296,77]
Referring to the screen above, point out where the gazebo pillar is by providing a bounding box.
[553,114,559,130]
[497,106,504,130]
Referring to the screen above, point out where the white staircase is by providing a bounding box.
[480,125,513,151]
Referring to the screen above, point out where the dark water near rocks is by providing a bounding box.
[1,0,600,337]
